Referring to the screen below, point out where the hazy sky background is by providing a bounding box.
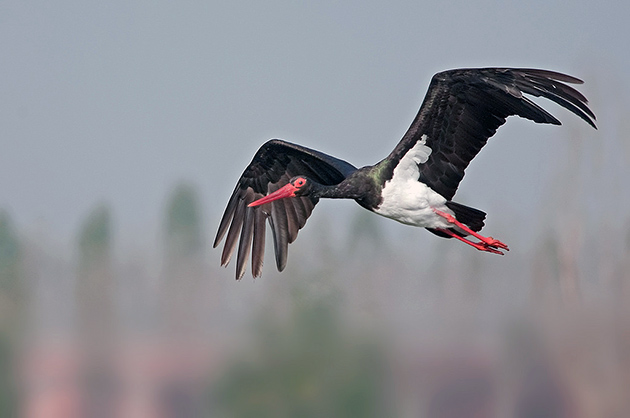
[2,0,629,265]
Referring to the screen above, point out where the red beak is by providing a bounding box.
[248,183,298,207]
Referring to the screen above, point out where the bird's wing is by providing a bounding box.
[214,139,356,279]
[386,68,596,200]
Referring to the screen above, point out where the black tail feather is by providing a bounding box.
[445,201,486,232]
[426,201,486,238]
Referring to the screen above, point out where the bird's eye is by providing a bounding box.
[295,178,305,187]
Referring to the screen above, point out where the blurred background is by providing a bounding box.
[2,0,630,416]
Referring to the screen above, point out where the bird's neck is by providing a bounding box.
[311,172,381,208]
[313,178,365,200]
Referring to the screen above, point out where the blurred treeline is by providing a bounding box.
[2,83,630,416]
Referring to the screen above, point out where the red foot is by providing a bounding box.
[433,208,509,253]
[482,237,509,251]
[437,228,505,255]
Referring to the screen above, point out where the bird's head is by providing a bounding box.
[248,176,312,207]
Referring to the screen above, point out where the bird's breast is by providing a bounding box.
[371,135,453,228]
[374,178,452,228]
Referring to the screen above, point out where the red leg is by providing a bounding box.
[436,228,505,255]
[433,208,509,251]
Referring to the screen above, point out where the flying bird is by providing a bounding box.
[214,67,596,279]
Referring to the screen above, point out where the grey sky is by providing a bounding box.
[1,0,628,255]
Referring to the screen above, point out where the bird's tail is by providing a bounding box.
[445,201,486,232]
[426,201,486,238]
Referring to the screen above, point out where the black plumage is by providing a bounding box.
[213,140,357,279]
[214,67,596,279]
[384,68,596,200]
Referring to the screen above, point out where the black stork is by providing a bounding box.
[214,67,596,279]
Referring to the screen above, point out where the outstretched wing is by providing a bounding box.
[386,68,597,200]
[214,139,357,279]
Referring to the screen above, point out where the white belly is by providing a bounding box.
[374,179,452,228]
[373,134,454,229]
